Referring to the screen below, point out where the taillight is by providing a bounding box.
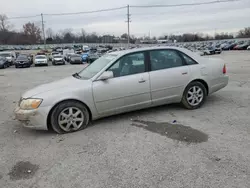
[223,64,226,74]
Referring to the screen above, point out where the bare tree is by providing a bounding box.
[46,28,54,39]
[23,22,41,44]
[0,14,11,32]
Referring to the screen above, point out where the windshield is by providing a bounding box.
[0,53,11,57]
[17,56,28,61]
[54,55,62,58]
[71,55,80,58]
[36,56,46,59]
[78,54,117,79]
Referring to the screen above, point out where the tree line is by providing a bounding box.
[0,14,250,45]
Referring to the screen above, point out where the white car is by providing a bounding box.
[49,52,59,61]
[34,55,48,66]
[0,51,16,65]
[202,49,211,56]
[15,47,228,134]
[52,54,65,65]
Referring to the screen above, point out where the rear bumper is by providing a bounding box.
[210,75,229,94]
[14,106,50,130]
[35,62,48,65]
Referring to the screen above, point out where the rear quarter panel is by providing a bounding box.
[196,57,228,94]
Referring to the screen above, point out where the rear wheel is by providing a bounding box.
[3,63,7,69]
[51,101,90,134]
[181,82,207,109]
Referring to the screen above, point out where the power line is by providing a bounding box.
[130,0,239,8]
[8,15,40,20]
[6,0,239,19]
[43,6,127,16]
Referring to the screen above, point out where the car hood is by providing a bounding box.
[36,59,46,61]
[22,76,83,98]
[54,58,63,60]
[71,57,81,60]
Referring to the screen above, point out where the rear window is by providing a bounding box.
[180,53,198,65]
[36,56,46,59]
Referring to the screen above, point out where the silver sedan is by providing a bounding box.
[15,47,228,133]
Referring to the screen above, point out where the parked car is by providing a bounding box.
[222,43,237,50]
[205,46,221,55]
[15,54,31,68]
[65,53,75,62]
[88,53,99,63]
[0,51,16,65]
[34,55,48,66]
[69,54,82,64]
[52,54,65,65]
[49,52,60,61]
[14,47,228,134]
[202,49,211,55]
[0,56,8,69]
[233,41,245,50]
[234,41,250,50]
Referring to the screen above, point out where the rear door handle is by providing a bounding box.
[138,79,146,83]
[182,72,188,75]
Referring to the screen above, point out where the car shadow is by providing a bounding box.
[89,103,184,127]
[15,94,224,136]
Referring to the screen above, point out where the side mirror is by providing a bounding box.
[97,71,113,81]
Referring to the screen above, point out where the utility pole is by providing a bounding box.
[126,5,131,48]
[41,13,46,49]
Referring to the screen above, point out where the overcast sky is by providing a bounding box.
[1,0,249,37]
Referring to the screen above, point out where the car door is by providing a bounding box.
[148,49,191,105]
[92,52,151,115]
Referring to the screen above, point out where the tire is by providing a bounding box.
[181,81,207,110]
[3,64,7,69]
[15,65,19,68]
[50,101,90,134]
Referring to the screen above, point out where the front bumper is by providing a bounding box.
[54,60,64,64]
[35,61,48,65]
[14,106,50,130]
[16,63,30,67]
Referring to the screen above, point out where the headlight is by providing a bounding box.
[19,98,43,110]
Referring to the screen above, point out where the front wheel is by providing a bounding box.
[51,101,90,134]
[181,82,207,109]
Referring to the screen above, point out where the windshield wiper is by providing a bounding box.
[72,72,81,79]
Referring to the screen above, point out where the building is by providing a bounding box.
[101,35,114,43]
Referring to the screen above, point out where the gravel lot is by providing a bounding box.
[0,51,250,188]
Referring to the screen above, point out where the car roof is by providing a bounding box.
[108,46,202,63]
[110,46,197,56]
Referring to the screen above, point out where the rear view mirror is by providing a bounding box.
[97,71,113,81]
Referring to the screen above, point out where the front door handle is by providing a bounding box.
[182,72,188,75]
[138,79,146,83]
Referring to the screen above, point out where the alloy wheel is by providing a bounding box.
[186,86,204,106]
[58,107,84,132]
